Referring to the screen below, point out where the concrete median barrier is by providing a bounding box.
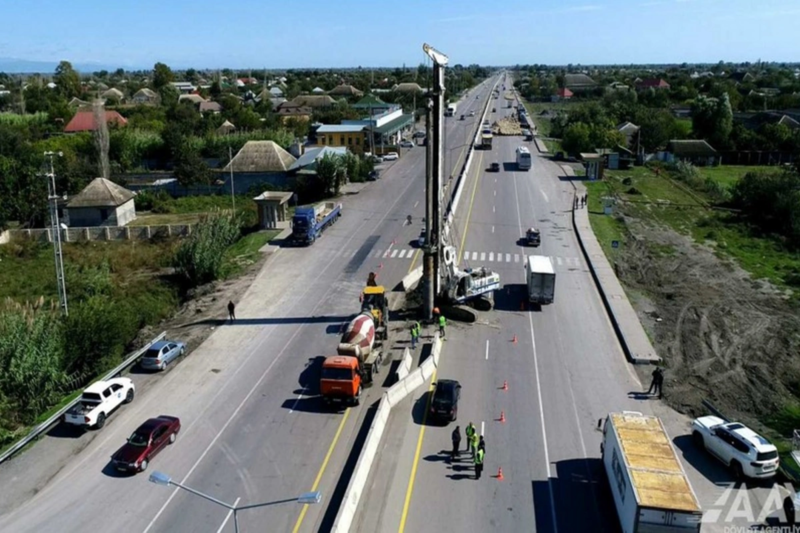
[401,266,423,292]
[332,396,391,533]
[395,347,412,382]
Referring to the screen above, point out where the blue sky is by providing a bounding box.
[0,0,798,69]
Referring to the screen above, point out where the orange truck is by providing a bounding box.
[320,312,383,406]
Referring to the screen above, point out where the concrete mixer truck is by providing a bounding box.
[320,310,385,406]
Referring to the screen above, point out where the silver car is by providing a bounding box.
[140,340,186,371]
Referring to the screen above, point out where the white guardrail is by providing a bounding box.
[332,334,443,533]
[0,331,167,465]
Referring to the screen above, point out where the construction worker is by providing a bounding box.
[465,422,476,453]
[439,314,446,339]
[647,367,664,398]
[451,426,461,460]
[474,447,485,480]
[478,435,486,454]
[409,322,419,350]
[469,431,479,460]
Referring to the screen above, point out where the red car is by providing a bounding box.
[111,416,181,473]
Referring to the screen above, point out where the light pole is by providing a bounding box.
[44,151,68,316]
[148,471,321,533]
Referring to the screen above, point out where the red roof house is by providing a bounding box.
[64,109,128,133]
[552,87,573,101]
[636,78,671,90]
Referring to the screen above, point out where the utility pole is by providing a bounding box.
[421,43,448,322]
[44,151,68,316]
[229,146,236,215]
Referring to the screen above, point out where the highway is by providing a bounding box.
[0,77,500,532]
[353,75,779,533]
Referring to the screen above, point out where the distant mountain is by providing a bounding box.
[0,57,130,74]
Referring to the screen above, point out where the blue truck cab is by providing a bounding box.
[291,201,342,245]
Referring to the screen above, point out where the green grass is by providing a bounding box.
[585,180,628,263]
[220,230,281,278]
[598,165,800,294]
[675,118,692,137]
[544,139,563,154]
[130,213,209,226]
[521,100,572,139]
[697,165,761,189]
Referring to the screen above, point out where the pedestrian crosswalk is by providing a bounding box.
[313,245,583,268]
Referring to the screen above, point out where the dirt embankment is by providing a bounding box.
[617,217,800,431]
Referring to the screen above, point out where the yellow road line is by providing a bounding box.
[457,151,484,265]
[292,408,351,533]
[407,248,421,273]
[397,368,438,533]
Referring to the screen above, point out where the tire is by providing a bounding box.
[730,461,744,480]
[140,458,148,472]
[124,388,135,404]
[692,431,704,449]
[169,432,176,444]
[95,412,107,429]
[180,347,185,356]
[159,362,166,371]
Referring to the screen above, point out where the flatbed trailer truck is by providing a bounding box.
[290,201,342,245]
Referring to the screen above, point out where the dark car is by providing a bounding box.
[430,379,461,423]
[367,170,380,181]
[111,416,181,473]
[490,162,500,172]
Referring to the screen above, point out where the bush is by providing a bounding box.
[135,189,174,213]
[174,211,242,287]
[0,300,65,424]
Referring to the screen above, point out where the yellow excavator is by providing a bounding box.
[361,276,388,340]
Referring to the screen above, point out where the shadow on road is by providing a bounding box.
[280,395,326,413]
[626,390,653,401]
[296,356,324,396]
[557,173,589,182]
[46,423,85,440]
[411,390,436,427]
[493,283,538,313]
[547,458,620,533]
[178,315,353,328]
[318,400,378,532]
[672,434,755,486]
[100,461,137,479]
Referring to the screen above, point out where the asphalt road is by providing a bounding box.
[356,74,783,533]
[0,77,500,533]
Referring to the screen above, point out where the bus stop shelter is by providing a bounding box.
[254,191,293,229]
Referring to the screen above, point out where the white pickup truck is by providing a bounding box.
[64,378,135,430]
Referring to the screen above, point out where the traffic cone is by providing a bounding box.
[511,335,517,344]
[501,380,508,391]
[498,411,506,423]
[379,263,383,269]
[495,467,504,481]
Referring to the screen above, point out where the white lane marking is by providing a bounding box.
[351,249,359,258]
[216,497,240,533]
[289,385,307,413]
[541,190,549,203]
[398,249,407,259]
[494,190,496,196]
[480,252,486,261]
[492,226,495,233]
[488,252,494,262]
[557,256,562,266]
[414,201,419,208]
[505,253,511,262]
[512,167,559,533]
[485,340,489,360]
[493,205,496,213]
[391,249,399,258]
[514,254,520,263]
[481,421,485,437]
[382,249,391,258]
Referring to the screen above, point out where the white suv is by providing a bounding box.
[691,416,779,479]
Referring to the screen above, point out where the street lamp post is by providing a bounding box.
[148,471,321,533]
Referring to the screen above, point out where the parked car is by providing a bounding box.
[64,378,135,430]
[469,111,476,117]
[691,416,779,479]
[367,170,380,181]
[399,140,414,149]
[459,114,465,120]
[490,162,500,172]
[140,340,186,371]
[417,229,426,247]
[382,152,399,162]
[430,379,461,423]
[412,130,426,138]
[111,416,181,473]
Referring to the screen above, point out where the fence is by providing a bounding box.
[0,331,167,465]
[718,151,796,166]
[4,224,193,245]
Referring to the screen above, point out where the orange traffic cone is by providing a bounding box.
[499,411,506,423]
[501,380,508,391]
[511,335,517,344]
[495,467,504,480]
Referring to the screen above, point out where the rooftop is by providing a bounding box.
[67,177,135,208]
[317,124,365,133]
[224,141,296,173]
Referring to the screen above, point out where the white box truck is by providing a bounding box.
[445,102,457,117]
[525,255,555,304]
[601,412,703,533]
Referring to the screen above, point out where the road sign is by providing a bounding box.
[612,240,619,249]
